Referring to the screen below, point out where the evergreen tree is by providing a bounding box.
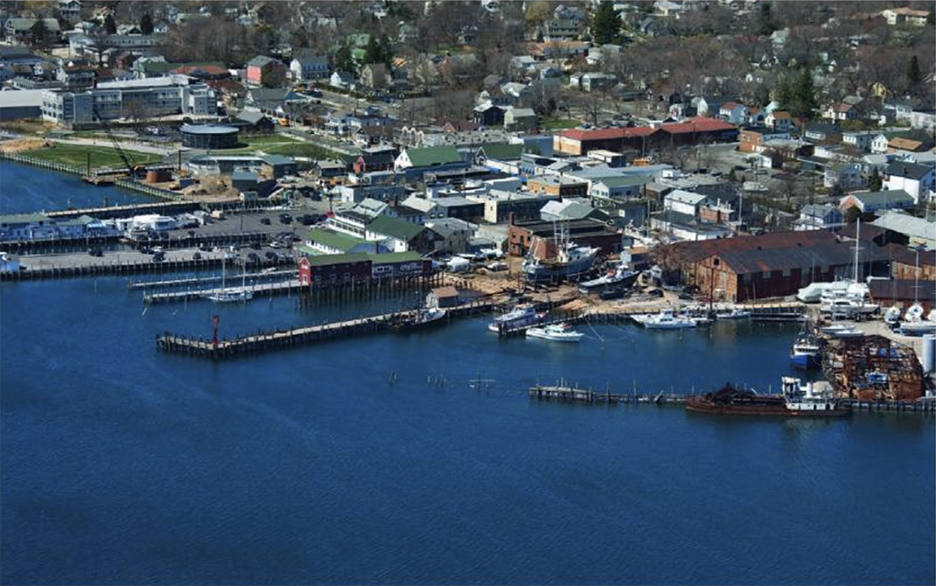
[140,13,154,36]
[335,43,356,74]
[907,55,921,93]
[30,18,48,50]
[775,75,793,111]
[791,69,817,120]
[378,33,393,68]
[591,1,621,45]
[868,168,882,191]
[363,35,380,65]
[104,14,117,35]
[756,3,775,36]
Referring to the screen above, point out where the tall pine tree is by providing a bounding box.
[140,13,154,35]
[907,55,921,94]
[791,69,817,120]
[104,14,117,35]
[591,1,621,45]
[775,75,793,111]
[30,19,48,50]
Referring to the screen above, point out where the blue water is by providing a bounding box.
[2,163,934,585]
[0,161,158,214]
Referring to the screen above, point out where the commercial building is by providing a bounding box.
[40,75,216,127]
[507,218,622,258]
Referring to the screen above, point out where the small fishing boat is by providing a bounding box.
[633,309,697,329]
[526,323,584,343]
[790,318,820,369]
[715,308,751,320]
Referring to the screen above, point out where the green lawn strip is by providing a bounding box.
[24,143,163,169]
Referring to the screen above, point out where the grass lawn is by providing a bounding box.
[539,116,581,130]
[24,143,163,169]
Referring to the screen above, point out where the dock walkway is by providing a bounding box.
[156,298,496,359]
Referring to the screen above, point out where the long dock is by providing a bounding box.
[156,299,496,359]
[144,278,304,304]
[529,384,935,413]
[1,255,293,281]
[46,201,199,220]
[129,269,296,290]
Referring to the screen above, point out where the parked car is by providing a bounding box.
[249,241,262,250]
[265,251,279,260]
[247,253,261,263]
[260,218,272,225]
[193,252,202,261]
[88,248,103,257]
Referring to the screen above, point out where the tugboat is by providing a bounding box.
[685,378,849,417]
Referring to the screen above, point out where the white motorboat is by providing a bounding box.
[633,309,697,329]
[821,297,879,318]
[526,323,584,343]
[489,304,542,333]
[899,303,936,335]
[715,308,751,320]
[818,323,863,338]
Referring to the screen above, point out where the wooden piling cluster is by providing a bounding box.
[156,298,496,359]
[297,272,451,308]
[529,384,688,405]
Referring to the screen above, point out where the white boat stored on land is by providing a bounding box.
[818,323,863,338]
[632,309,697,329]
[525,323,584,343]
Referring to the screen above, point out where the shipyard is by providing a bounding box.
[1,1,934,585]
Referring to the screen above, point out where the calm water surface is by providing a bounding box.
[1,162,933,585]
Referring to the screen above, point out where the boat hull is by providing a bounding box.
[789,352,819,369]
[686,398,850,417]
[524,252,599,283]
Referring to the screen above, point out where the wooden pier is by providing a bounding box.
[129,269,296,290]
[529,384,688,405]
[144,278,305,304]
[0,255,294,281]
[156,298,496,359]
[529,384,935,414]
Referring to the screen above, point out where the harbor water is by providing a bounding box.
[2,162,934,585]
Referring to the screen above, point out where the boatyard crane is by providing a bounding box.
[91,106,145,178]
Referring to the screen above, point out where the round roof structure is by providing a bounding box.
[180,124,239,135]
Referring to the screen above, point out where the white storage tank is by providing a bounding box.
[922,334,935,375]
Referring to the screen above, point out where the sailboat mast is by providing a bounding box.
[853,217,860,283]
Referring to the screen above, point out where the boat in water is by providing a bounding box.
[715,308,751,320]
[489,303,544,334]
[523,223,600,283]
[204,258,253,303]
[790,319,820,369]
[526,322,584,343]
[395,307,447,330]
[632,308,697,329]
[686,378,849,417]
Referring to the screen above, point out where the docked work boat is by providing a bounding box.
[790,318,821,369]
[526,322,584,343]
[489,303,543,334]
[523,222,600,283]
[632,308,697,329]
[685,378,849,417]
[396,307,447,330]
[715,308,751,320]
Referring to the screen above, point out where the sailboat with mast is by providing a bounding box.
[819,218,878,319]
[204,256,253,303]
